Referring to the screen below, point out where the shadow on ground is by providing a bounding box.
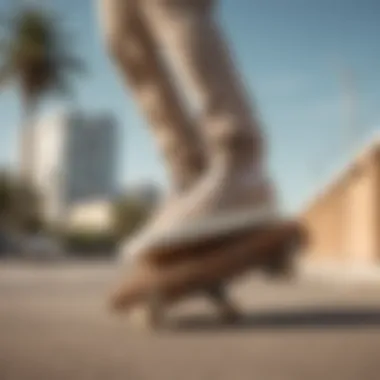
[167,308,380,332]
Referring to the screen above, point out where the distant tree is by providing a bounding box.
[0,170,43,233]
[112,185,161,240]
[0,5,85,181]
[0,171,13,225]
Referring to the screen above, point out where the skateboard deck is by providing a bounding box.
[110,220,305,312]
[128,210,284,264]
[141,219,305,266]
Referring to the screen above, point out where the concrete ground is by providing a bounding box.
[1,261,380,380]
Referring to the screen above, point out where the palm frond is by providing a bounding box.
[0,5,86,101]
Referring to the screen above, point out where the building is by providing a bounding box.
[65,199,115,233]
[300,134,380,267]
[32,110,118,229]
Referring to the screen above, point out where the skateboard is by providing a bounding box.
[109,220,306,329]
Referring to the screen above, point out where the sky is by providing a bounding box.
[0,0,379,213]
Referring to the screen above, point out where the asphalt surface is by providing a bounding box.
[1,261,380,380]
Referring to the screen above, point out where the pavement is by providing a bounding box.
[1,261,380,380]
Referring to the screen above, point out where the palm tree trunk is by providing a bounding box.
[19,94,37,186]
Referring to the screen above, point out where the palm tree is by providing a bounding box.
[0,5,84,182]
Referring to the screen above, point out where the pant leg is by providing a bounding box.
[140,0,265,173]
[98,0,204,191]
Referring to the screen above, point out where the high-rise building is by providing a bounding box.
[32,110,118,227]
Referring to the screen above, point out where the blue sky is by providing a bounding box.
[0,0,379,213]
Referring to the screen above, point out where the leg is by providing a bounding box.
[98,0,205,192]
[141,0,270,180]
[122,0,279,259]
[98,0,209,265]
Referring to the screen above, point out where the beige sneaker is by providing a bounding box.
[123,167,278,261]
